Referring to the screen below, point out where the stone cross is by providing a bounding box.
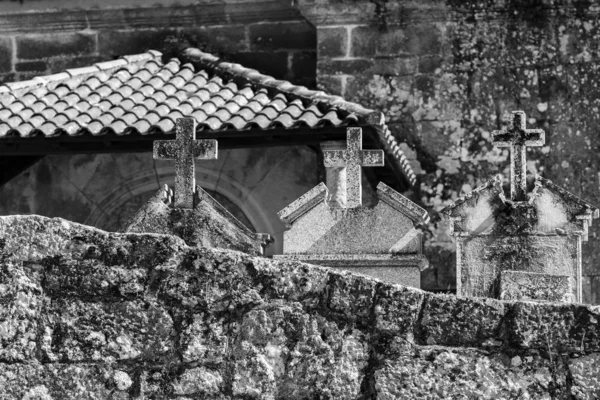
[492,111,545,201]
[153,117,218,209]
[323,127,384,208]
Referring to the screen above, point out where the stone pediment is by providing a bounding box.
[530,176,599,241]
[440,175,505,236]
[441,175,599,240]
[122,184,271,255]
[278,181,428,256]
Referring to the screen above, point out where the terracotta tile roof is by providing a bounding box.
[0,48,416,184]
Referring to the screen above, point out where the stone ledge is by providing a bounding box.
[0,215,599,398]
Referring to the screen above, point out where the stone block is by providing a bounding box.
[231,303,368,399]
[15,60,47,73]
[317,74,344,96]
[371,57,418,76]
[350,25,379,57]
[333,265,420,288]
[290,50,317,87]
[97,29,175,58]
[180,313,230,364]
[184,25,248,53]
[418,55,443,73]
[0,38,12,73]
[16,33,96,60]
[0,73,15,85]
[376,27,407,55]
[41,252,148,300]
[47,55,106,74]
[249,21,316,51]
[417,295,505,347]
[405,24,442,56]
[318,59,374,75]
[172,367,223,396]
[375,283,424,336]
[40,299,174,362]
[0,363,116,399]
[158,247,264,312]
[570,353,600,399]
[499,270,573,302]
[507,302,600,352]
[0,258,45,362]
[583,275,600,305]
[317,26,347,58]
[248,257,329,308]
[288,254,426,288]
[375,347,568,399]
[325,271,377,323]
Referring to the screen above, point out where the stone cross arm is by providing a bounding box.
[153,117,218,209]
[323,149,384,167]
[154,139,217,160]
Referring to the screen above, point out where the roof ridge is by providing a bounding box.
[0,50,162,97]
[181,48,383,126]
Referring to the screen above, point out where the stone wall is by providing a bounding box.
[300,0,600,302]
[0,1,316,87]
[0,214,598,399]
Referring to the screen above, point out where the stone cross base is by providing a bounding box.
[498,270,573,302]
[274,254,428,289]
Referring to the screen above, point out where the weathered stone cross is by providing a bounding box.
[492,111,545,201]
[323,127,384,208]
[153,117,218,209]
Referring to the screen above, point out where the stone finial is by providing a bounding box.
[492,111,545,201]
[153,117,218,209]
[323,127,384,208]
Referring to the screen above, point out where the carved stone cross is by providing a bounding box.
[492,111,545,201]
[323,127,384,208]
[153,117,218,209]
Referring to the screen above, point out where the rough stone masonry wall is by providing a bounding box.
[0,1,316,87]
[305,0,600,303]
[0,215,599,399]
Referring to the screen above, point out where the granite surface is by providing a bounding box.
[499,270,573,302]
[0,214,599,399]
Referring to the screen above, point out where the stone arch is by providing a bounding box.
[85,164,276,241]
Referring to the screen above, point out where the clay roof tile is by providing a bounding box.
[0,48,416,184]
